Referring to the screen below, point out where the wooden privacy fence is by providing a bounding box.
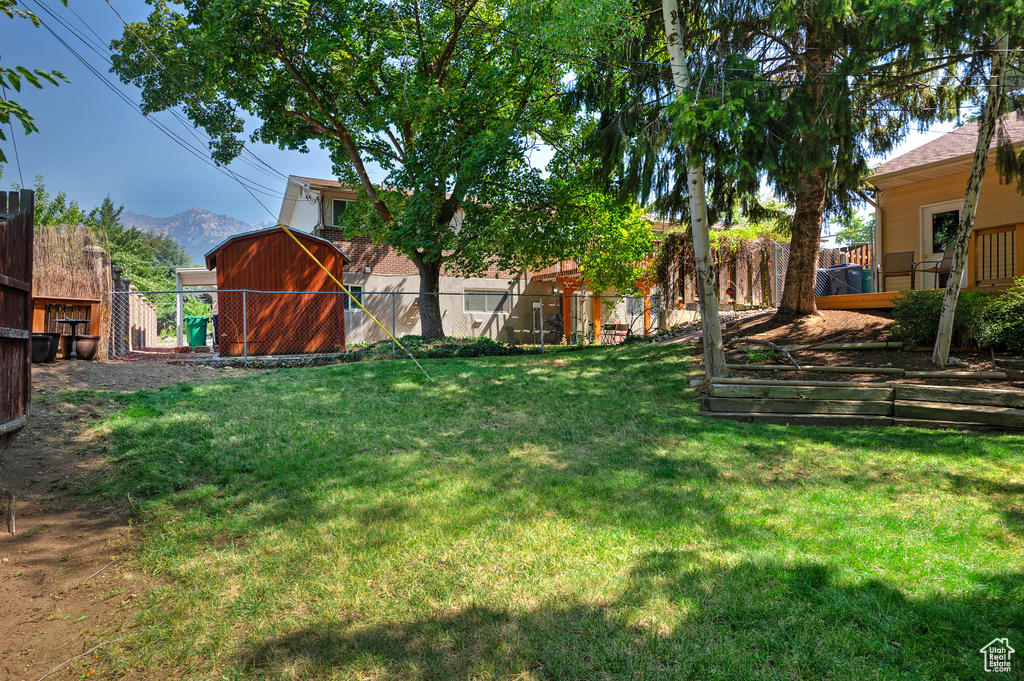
[1,190,34,446]
[32,225,112,359]
[659,236,878,310]
[658,235,782,310]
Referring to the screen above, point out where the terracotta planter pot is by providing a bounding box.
[45,333,60,362]
[59,334,73,359]
[31,335,51,363]
[74,335,100,361]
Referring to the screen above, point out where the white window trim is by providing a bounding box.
[332,199,348,227]
[464,288,511,315]
[343,284,363,311]
[919,199,962,260]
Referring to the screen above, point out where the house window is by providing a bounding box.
[332,199,348,227]
[464,289,510,314]
[931,209,959,254]
[343,284,363,310]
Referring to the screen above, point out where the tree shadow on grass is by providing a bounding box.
[234,551,1024,681]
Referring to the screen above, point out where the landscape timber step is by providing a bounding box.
[711,377,893,388]
[893,418,999,432]
[729,364,906,375]
[702,411,895,427]
[895,385,1024,409]
[778,342,904,351]
[709,383,893,401]
[893,400,1024,430]
[903,370,1007,379]
[706,397,893,415]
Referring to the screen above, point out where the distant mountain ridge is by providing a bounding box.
[122,207,275,264]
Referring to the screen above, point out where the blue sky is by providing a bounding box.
[4,1,958,229]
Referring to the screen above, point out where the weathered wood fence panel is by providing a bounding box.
[1,191,34,447]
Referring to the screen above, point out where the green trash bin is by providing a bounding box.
[185,316,209,347]
[861,269,875,293]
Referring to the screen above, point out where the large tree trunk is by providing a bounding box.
[662,0,728,379]
[778,167,828,316]
[413,256,445,341]
[932,33,1008,367]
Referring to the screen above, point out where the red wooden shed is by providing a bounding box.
[205,226,350,356]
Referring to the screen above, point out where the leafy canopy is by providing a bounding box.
[0,1,69,164]
[110,0,647,282]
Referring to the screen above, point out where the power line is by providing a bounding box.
[23,0,288,210]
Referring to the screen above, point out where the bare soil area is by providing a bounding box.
[695,309,1024,391]
[0,360,238,680]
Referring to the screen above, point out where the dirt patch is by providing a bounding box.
[0,360,239,680]
[722,308,895,345]
[690,309,1024,391]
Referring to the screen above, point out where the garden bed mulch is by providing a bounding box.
[691,309,1024,392]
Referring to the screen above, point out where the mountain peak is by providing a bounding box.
[122,207,262,264]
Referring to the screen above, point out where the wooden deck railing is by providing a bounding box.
[972,224,1022,287]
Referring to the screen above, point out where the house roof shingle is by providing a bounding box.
[870,114,1024,184]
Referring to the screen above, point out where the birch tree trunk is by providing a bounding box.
[932,33,1008,367]
[662,0,728,379]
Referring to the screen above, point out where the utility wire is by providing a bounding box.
[28,0,288,199]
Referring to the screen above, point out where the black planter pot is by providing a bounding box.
[45,332,60,362]
[31,334,51,363]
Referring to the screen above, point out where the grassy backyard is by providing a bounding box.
[86,345,1022,679]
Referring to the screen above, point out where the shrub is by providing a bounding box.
[889,289,995,348]
[980,276,1024,353]
[183,297,211,318]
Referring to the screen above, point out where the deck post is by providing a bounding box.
[641,286,652,335]
[558,278,578,342]
[592,293,602,344]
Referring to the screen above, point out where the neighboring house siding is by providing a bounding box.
[878,167,1024,290]
[291,187,321,232]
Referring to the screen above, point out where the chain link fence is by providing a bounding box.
[108,289,664,362]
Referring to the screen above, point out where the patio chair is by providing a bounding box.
[881,251,917,291]
[914,247,954,290]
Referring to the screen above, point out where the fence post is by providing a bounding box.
[774,243,781,305]
[242,290,248,367]
[539,296,544,352]
[391,293,396,357]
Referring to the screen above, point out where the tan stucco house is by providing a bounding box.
[867,116,1024,293]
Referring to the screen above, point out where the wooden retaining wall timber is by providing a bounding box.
[703,379,1024,431]
[727,364,1008,380]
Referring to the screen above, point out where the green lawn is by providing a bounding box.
[88,346,1023,680]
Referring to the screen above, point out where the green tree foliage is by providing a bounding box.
[20,175,87,226]
[832,213,875,245]
[109,0,643,339]
[570,0,960,316]
[86,195,191,291]
[0,1,69,164]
